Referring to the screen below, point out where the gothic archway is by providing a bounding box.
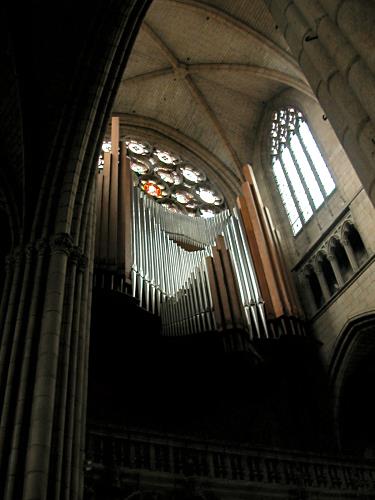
[330,313,375,455]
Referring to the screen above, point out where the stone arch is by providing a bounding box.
[304,263,324,310]
[341,220,368,268]
[315,250,338,296]
[328,235,352,282]
[117,114,239,206]
[329,312,375,453]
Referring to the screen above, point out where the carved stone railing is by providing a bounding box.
[85,426,375,496]
[295,211,372,316]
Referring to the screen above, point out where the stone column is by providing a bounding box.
[342,237,359,272]
[314,264,331,302]
[51,245,81,500]
[327,253,344,287]
[2,239,49,500]
[0,254,14,332]
[300,271,317,315]
[23,233,73,500]
[0,244,34,495]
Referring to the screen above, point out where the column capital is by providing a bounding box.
[12,246,23,263]
[70,245,83,265]
[50,232,73,256]
[312,260,323,274]
[78,254,89,272]
[5,253,15,270]
[301,266,313,279]
[341,236,352,247]
[36,237,49,256]
[25,243,35,260]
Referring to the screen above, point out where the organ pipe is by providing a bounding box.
[95,118,304,343]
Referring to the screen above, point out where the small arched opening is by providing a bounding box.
[306,267,324,310]
[318,253,338,296]
[330,238,352,282]
[345,223,368,268]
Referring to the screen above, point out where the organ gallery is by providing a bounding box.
[1,1,375,499]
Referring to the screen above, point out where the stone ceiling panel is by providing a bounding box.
[114,74,238,172]
[190,69,285,100]
[160,0,291,52]
[192,74,283,163]
[113,0,311,185]
[123,29,172,80]
[144,1,301,77]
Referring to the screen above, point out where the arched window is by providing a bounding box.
[270,107,335,235]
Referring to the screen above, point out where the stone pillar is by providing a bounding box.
[0,254,14,332]
[342,237,359,272]
[300,271,317,315]
[327,253,344,287]
[0,2,172,498]
[0,222,95,500]
[314,264,331,302]
[23,233,73,500]
[2,239,48,500]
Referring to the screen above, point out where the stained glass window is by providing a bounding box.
[270,107,335,235]
[124,137,226,218]
[99,137,226,217]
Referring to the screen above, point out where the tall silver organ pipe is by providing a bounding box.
[131,186,266,339]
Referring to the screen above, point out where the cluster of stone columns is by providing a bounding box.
[264,0,375,204]
[0,2,152,498]
[0,189,96,500]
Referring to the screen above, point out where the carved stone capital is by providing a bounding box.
[311,260,321,273]
[78,254,89,272]
[13,246,22,262]
[36,238,49,256]
[70,245,83,265]
[301,266,313,279]
[315,252,326,264]
[5,253,15,270]
[50,233,73,256]
[25,243,35,260]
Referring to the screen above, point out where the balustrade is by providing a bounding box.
[86,428,375,494]
[298,215,370,314]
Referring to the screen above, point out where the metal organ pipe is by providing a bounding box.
[95,132,303,344]
[129,185,267,339]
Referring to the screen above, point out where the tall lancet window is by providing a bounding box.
[270,107,335,235]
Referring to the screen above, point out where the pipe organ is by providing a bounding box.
[95,118,305,347]
[132,188,267,340]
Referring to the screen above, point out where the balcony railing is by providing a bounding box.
[86,425,375,495]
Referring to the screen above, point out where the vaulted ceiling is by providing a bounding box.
[112,0,314,202]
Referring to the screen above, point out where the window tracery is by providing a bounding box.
[270,107,335,235]
[98,138,226,218]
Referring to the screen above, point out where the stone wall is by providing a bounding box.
[253,87,375,369]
